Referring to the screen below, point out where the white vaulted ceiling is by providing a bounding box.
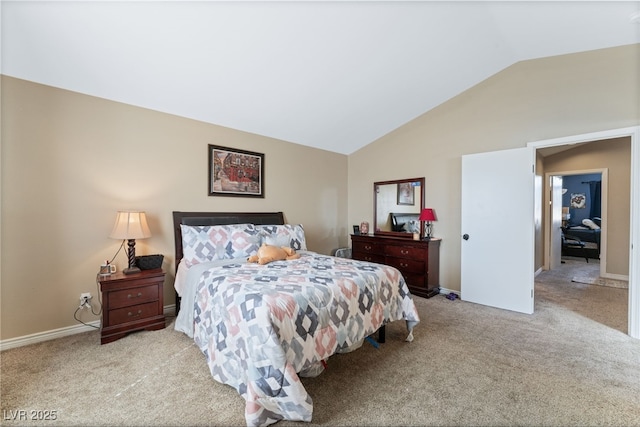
[2,1,639,154]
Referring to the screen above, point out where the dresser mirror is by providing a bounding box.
[373,177,425,238]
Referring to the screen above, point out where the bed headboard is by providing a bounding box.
[172,211,285,271]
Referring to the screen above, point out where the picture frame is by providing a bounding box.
[397,182,415,205]
[570,193,586,209]
[208,144,264,198]
[353,225,360,235]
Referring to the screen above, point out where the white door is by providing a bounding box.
[461,147,535,314]
[550,175,563,270]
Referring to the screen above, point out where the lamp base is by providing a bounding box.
[124,239,140,275]
[423,222,433,241]
[123,266,141,275]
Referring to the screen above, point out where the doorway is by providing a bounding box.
[547,170,606,277]
[529,126,638,338]
[460,126,638,338]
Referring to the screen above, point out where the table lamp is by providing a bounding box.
[419,208,437,240]
[109,211,151,274]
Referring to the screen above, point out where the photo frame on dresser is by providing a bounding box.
[208,144,264,198]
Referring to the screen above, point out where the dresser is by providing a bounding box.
[351,234,441,298]
[99,269,166,344]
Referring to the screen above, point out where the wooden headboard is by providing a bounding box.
[172,211,285,313]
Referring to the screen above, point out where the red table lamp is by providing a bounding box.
[419,208,437,240]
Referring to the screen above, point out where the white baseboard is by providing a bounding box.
[438,287,459,297]
[164,304,176,318]
[0,321,101,352]
[0,304,176,352]
[601,272,629,281]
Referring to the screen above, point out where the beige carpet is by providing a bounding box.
[1,260,637,426]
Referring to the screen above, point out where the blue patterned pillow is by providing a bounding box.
[257,224,307,251]
[180,223,261,266]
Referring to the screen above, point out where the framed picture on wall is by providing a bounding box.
[208,145,264,197]
[570,193,586,209]
[397,182,414,205]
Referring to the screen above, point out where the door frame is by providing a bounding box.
[529,126,639,339]
[548,175,563,272]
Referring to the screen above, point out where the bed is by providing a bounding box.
[172,211,420,426]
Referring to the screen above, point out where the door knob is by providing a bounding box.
[463,234,469,240]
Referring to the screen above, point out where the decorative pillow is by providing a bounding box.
[582,218,600,230]
[257,224,307,251]
[180,223,261,266]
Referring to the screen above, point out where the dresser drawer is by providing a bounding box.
[403,272,426,288]
[385,245,426,260]
[108,284,159,309]
[385,257,424,274]
[352,241,382,254]
[404,273,430,298]
[108,302,159,325]
[353,252,385,264]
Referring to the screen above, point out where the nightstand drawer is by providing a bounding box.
[108,285,159,309]
[109,302,159,324]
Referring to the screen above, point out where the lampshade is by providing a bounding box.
[109,211,152,240]
[419,208,437,222]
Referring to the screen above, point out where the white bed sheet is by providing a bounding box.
[173,258,243,337]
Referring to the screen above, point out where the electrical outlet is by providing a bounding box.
[79,292,92,307]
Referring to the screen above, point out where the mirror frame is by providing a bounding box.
[373,177,425,238]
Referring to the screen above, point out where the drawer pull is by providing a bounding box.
[365,256,372,261]
[364,245,372,251]
[401,249,409,255]
[127,309,143,318]
[127,292,143,299]
[400,262,409,268]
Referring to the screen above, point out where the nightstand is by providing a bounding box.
[98,268,166,344]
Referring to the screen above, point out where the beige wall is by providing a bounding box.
[542,137,631,275]
[349,44,639,293]
[0,76,348,340]
[2,43,638,341]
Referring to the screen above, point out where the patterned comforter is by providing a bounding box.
[186,251,420,426]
